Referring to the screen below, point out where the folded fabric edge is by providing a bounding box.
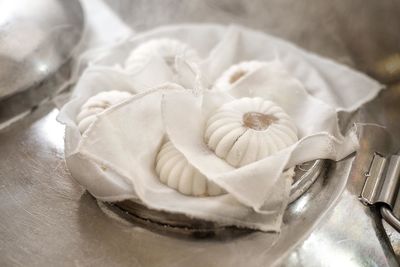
[71,146,284,232]
[228,24,384,111]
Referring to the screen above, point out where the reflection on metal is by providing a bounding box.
[2,0,400,265]
[360,154,400,233]
[372,53,400,84]
[109,160,326,237]
[381,207,400,233]
[107,201,252,238]
[0,0,84,99]
[0,59,72,130]
[290,160,326,203]
[380,156,400,208]
[360,153,388,205]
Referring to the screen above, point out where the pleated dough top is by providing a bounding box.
[76,90,132,133]
[125,38,199,73]
[214,61,267,90]
[155,140,224,197]
[205,97,298,167]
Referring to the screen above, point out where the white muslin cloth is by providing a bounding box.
[58,23,383,231]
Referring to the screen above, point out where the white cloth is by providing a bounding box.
[58,24,383,232]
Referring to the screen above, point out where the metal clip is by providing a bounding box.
[360,153,400,232]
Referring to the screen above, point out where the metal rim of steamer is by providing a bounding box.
[105,159,327,237]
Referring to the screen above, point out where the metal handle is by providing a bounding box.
[360,154,400,233]
[381,206,400,232]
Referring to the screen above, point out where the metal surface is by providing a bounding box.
[289,160,326,203]
[361,154,389,206]
[382,207,400,233]
[359,153,400,233]
[0,0,84,99]
[360,154,400,208]
[0,59,72,130]
[107,201,253,238]
[0,105,360,267]
[379,155,400,208]
[2,0,400,266]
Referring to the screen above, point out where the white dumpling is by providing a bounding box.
[125,38,199,73]
[205,97,298,168]
[214,61,267,90]
[155,140,224,197]
[76,90,132,133]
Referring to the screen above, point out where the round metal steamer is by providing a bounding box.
[107,159,327,238]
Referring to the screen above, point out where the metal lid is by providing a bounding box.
[0,0,84,99]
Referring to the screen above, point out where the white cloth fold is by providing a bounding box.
[162,89,358,210]
[58,24,383,231]
[70,85,292,231]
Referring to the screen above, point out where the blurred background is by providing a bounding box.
[2,0,400,126]
[105,0,400,78]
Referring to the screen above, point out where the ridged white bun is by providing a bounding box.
[205,97,298,167]
[214,61,267,90]
[125,38,199,73]
[76,90,132,133]
[155,140,224,197]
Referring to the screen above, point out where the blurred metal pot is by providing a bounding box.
[0,0,84,99]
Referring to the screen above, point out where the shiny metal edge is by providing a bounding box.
[107,159,326,236]
[289,160,326,203]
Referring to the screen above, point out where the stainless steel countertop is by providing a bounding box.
[1,0,400,266]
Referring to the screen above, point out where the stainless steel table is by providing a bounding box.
[1,1,400,266]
